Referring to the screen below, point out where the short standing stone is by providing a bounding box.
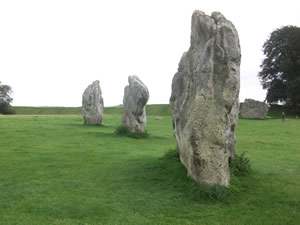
[82,80,104,125]
[122,75,149,133]
[170,11,241,186]
[240,99,270,119]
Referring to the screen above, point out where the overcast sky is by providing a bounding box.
[1,0,299,107]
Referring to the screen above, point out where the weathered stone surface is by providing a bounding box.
[240,99,270,119]
[82,80,104,125]
[122,76,149,133]
[170,11,241,186]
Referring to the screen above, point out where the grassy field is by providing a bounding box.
[11,104,172,116]
[0,113,299,224]
[11,104,299,118]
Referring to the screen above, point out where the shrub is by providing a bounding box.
[0,102,16,115]
[0,82,15,114]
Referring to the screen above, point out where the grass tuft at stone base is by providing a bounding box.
[229,152,251,176]
[163,149,252,202]
[114,125,150,139]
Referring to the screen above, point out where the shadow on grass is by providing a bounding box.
[85,131,117,138]
[66,123,116,129]
[114,125,150,139]
[147,134,168,140]
[122,149,250,203]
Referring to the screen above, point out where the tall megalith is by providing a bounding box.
[170,11,241,186]
[122,75,149,133]
[82,80,104,125]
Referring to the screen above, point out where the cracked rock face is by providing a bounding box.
[170,11,241,186]
[122,75,149,133]
[82,80,104,125]
[240,99,270,119]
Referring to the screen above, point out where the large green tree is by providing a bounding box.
[258,25,300,109]
[0,81,15,114]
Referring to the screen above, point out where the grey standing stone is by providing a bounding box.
[170,11,241,186]
[122,75,149,133]
[82,80,104,125]
[240,99,270,119]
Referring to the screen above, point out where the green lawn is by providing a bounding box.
[0,114,299,224]
[11,104,172,116]
[12,104,299,118]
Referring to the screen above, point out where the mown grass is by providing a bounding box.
[12,104,172,116]
[11,104,172,116]
[11,106,83,115]
[12,104,299,118]
[0,114,299,224]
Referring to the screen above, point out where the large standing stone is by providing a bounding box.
[82,80,104,125]
[170,11,241,186]
[240,99,270,119]
[122,75,149,133]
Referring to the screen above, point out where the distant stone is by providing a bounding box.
[170,11,241,186]
[155,117,163,120]
[122,76,149,133]
[82,80,104,125]
[240,99,270,119]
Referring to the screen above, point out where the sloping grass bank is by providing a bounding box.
[11,104,171,116]
[11,106,82,115]
[12,104,298,118]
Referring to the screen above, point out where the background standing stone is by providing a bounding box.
[122,75,149,133]
[170,11,241,186]
[240,99,270,119]
[82,80,104,125]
